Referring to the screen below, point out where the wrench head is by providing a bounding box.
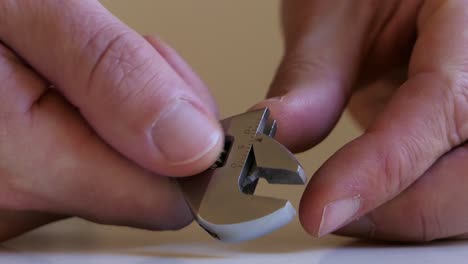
[177,108,306,242]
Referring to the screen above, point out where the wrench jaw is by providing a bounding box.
[177,108,306,242]
[249,134,306,185]
[197,200,296,243]
[180,166,297,243]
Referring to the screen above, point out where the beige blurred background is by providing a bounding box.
[100,0,361,209]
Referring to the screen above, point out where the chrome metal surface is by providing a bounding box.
[177,108,306,242]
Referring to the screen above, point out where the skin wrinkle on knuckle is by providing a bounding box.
[396,191,445,242]
[416,208,430,242]
[416,204,445,242]
[363,212,378,239]
[83,29,137,101]
[437,81,461,147]
[447,74,468,143]
[281,53,337,82]
[274,56,319,92]
[121,70,183,138]
[364,202,440,242]
[379,131,436,193]
[81,25,177,110]
[273,53,342,96]
[0,166,42,212]
[421,71,468,147]
[78,21,124,85]
[432,205,446,241]
[81,26,184,137]
[380,138,417,198]
[104,51,155,106]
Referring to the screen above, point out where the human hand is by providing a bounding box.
[254,0,468,241]
[0,0,223,241]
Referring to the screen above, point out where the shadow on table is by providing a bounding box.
[317,239,468,264]
[7,219,468,262]
[1,218,335,258]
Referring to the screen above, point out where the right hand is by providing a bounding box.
[0,0,223,241]
[255,0,468,242]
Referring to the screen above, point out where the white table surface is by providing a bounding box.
[1,217,467,264]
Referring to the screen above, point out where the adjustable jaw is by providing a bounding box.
[177,108,306,243]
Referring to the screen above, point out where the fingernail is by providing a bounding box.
[318,196,361,237]
[264,96,284,102]
[249,96,284,112]
[336,216,375,238]
[152,100,222,164]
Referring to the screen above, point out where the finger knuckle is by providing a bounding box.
[396,193,446,242]
[0,173,33,211]
[81,25,184,137]
[416,206,445,242]
[446,73,468,143]
[380,136,421,196]
[366,201,444,242]
[83,26,168,109]
[279,55,326,78]
[275,54,341,93]
[279,55,330,80]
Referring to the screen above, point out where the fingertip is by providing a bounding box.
[298,198,320,237]
[297,149,364,238]
[251,85,344,153]
[165,131,224,177]
[139,35,223,176]
[151,105,224,177]
[298,178,329,237]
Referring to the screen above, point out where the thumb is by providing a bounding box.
[0,1,223,176]
[253,1,376,152]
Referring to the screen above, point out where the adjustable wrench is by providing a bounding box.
[177,108,306,242]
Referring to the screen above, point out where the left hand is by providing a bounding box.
[0,0,223,241]
[254,0,468,241]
